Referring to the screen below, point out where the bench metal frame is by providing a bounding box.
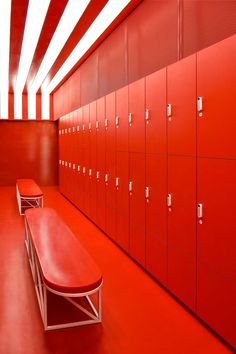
[24,218,102,331]
[16,184,43,215]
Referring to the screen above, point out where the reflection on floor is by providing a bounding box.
[0,186,232,354]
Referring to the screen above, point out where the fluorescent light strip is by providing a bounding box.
[0,0,11,118]
[30,0,90,96]
[14,0,51,118]
[43,0,131,94]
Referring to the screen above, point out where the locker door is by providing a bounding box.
[116,86,128,152]
[197,35,236,159]
[167,54,196,156]
[105,92,116,152]
[83,104,90,151]
[129,79,145,153]
[96,167,106,231]
[167,155,196,311]
[105,151,116,241]
[146,68,166,154]
[89,101,97,220]
[129,152,146,266]
[115,151,129,251]
[146,154,167,285]
[197,158,236,348]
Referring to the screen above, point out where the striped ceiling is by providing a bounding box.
[0,0,140,120]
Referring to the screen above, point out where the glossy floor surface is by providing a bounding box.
[0,186,233,354]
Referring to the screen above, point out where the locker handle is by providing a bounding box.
[88,122,92,130]
[197,203,203,218]
[96,171,100,180]
[115,116,119,127]
[59,130,61,135]
[167,104,172,118]
[65,161,68,167]
[128,113,133,124]
[73,164,76,170]
[89,168,92,176]
[62,161,64,166]
[72,126,75,133]
[104,118,108,128]
[77,165,81,172]
[82,167,86,175]
[145,109,150,123]
[68,128,71,133]
[77,125,80,132]
[69,162,71,168]
[59,160,61,165]
[167,193,172,207]
[62,130,64,135]
[115,177,119,188]
[145,186,150,199]
[105,173,109,183]
[82,124,85,131]
[96,121,99,129]
[197,97,203,112]
[65,129,67,134]
[129,181,133,192]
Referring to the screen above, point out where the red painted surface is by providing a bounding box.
[167,54,197,156]
[197,35,236,159]
[105,150,116,241]
[145,68,167,154]
[129,152,146,267]
[197,158,236,349]
[145,154,167,285]
[105,92,116,152]
[116,86,129,152]
[167,155,196,311]
[128,78,145,153]
[17,179,43,197]
[0,121,58,186]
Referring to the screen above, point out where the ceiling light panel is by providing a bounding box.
[43,0,131,94]
[0,0,11,118]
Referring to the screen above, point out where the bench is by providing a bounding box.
[24,207,103,330]
[16,179,43,215]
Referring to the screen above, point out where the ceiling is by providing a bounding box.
[0,0,141,119]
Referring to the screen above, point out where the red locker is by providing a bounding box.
[145,68,167,154]
[129,152,146,267]
[116,86,129,152]
[167,155,196,311]
[105,151,116,241]
[167,54,197,156]
[89,101,97,220]
[82,104,90,150]
[105,92,116,152]
[197,35,236,159]
[145,154,167,285]
[129,79,145,153]
[116,151,129,252]
[197,158,236,348]
[96,97,106,155]
[96,167,106,231]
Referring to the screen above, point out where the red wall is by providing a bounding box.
[53,0,236,118]
[0,121,58,186]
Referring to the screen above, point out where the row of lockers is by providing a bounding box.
[59,34,236,161]
[58,34,236,349]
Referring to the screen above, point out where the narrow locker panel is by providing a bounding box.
[96,166,106,231]
[116,151,129,252]
[129,78,145,153]
[116,86,129,152]
[145,68,167,154]
[167,155,196,311]
[83,148,90,215]
[83,104,90,151]
[197,158,236,349]
[105,151,116,241]
[146,154,167,285]
[197,35,236,159]
[89,101,97,220]
[167,54,197,156]
[105,92,116,152]
[129,152,146,267]
[97,97,106,156]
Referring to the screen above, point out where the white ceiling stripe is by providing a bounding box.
[0,0,11,118]
[14,0,51,119]
[43,0,131,95]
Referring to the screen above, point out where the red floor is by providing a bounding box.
[0,186,233,354]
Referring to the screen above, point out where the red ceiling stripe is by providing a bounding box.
[24,0,69,93]
[9,0,29,92]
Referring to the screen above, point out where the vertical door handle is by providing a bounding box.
[129,181,133,192]
[78,165,81,172]
[62,130,64,135]
[77,125,80,132]
[68,128,71,134]
[167,104,172,118]
[65,161,68,167]
[115,116,119,128]
[167,193,172,207]
[96,171,100,180]
[145,109,150,123]
[115,177,119,188]
[59,130,61,135]
[96,121,99,129]
[82,167,86,175]
[128,113,133,125]
[73,164,76,170]
[82,124,85,131]
[104,119,108,128]
[69,162,71,168]
[145,186,150,199]
[59,160,61,165]
[89,168,92,176]
[62,161,64,166]
[197,203,203,218]
[105,173,109,183]
[88,122,92,130]
[197,97,203,117]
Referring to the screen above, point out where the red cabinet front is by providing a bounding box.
[116,86,128,152]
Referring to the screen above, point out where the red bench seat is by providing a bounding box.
[24,207,103,330]
[16,179,43,215]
